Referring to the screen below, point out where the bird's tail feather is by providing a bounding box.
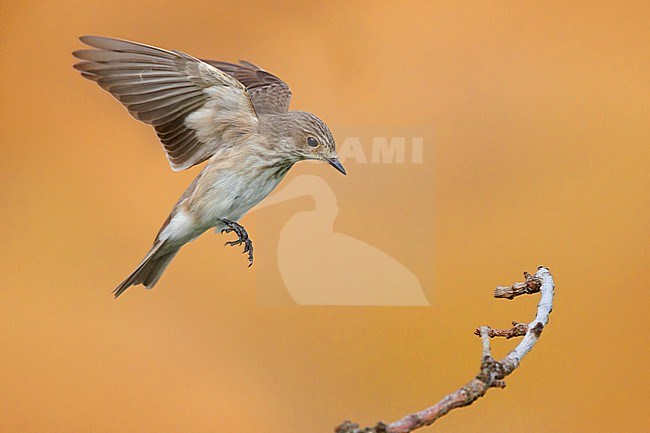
[113,241,180,298]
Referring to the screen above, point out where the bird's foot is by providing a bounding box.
[220,219,254,266]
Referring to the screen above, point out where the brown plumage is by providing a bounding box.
[73,36,346,298]
[202,59,293,114]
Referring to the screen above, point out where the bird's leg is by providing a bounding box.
[220,219,254,266]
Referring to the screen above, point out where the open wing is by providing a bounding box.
[73,36,259,171]
[202,59,292,114]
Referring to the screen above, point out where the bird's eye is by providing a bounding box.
[307,137,319,147]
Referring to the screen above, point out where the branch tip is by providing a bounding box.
[336,267,555,433]
[475,322,529,339]
[494,272,542,299]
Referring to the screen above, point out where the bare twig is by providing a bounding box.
[493,271,542,299]
[336,266,555,433]
[474,322,528,339]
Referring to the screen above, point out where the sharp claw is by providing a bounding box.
[220,219,254,266]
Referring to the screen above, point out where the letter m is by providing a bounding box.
[371,137,406,163]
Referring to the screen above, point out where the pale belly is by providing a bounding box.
[164,170,287,244]
[158,146,294,246]
[205,170,285,224]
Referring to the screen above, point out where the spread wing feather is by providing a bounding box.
[202,59,292,114]
[73,36,259,171]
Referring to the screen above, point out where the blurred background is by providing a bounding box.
[1,1,648,432]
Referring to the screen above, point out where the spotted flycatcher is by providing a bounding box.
[73,36,346,298]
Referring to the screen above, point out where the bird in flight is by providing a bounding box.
[73,36,346,298]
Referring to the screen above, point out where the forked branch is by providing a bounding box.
[336,266,555,433]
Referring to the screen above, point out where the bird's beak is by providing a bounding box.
[327,157,347,175]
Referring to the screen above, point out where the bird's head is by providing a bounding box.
[281,111,346,175]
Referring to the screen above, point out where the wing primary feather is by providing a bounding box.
[98,76,187,88]
[79,35,179,60]
[113,83,198,99]
[74,36,259,171]
[165,134,200,158]
[125,91,203,113]
[160,127,194,144]
[74,62,178,73]
[72,50,178,66]
[147,99,206,127]
[154,115,187,136]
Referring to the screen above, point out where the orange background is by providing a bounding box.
[1,1,648,432]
